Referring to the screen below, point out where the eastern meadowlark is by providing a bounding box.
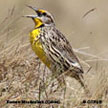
[25,6,86,89]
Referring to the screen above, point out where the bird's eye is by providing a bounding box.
[37,11,42,17]
[43,12,47,16]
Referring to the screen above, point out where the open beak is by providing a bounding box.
[26,5,38,11]
[23,5,39,18]
[23,15,38,18]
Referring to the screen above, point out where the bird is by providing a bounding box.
[24,5,86,90]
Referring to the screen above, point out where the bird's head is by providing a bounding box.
[24,5,55,28]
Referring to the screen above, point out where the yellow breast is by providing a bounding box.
[29,29,51,68]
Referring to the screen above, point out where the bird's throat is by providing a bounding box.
[33,18,44,28]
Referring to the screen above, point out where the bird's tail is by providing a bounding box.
[74,73,86,89]
[73,73,90,96]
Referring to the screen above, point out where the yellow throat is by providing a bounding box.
[29,18,51,68]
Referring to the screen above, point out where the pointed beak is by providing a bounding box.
[23,15,38,18]
[26,5,38,12]
[23,5,39,18]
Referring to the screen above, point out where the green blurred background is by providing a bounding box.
[0,0,108,58]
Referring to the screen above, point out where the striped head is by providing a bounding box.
[24,5,55,28]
